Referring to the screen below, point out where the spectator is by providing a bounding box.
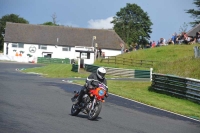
[149,41,152,47]
[99,48,102,57]
[129,45,133,51]
[182,32,190,44]
[102,52,105,58]
[171,34,176,44]
[145,43,151,48]
[176,33,184,44]
[174,32,177,44]
[156,40,160,47]
[135,43,139,50]
[124,49,129,53]
[133,45,137,51]
[183,32,188,40]
[152,41,156,48]
[187,36,196,44]
[120,43,124,54]
[168,38,174,45]
[196,31,200,43]
[159,38,166,46]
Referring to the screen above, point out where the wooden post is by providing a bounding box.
[150,68,153,81]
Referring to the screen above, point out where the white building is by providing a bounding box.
[3,22,124,64]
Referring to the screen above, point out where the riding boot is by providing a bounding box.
[76,89,85,105]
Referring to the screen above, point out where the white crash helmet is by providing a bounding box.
[97,67,106,79]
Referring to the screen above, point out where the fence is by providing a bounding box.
[37,57,70,64]
[151,73,200,104]
[100,56,157,68]
[84,64,152,79]
[84,64,100,73]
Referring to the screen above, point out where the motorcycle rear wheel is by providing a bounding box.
[71,104,81,116]
[88,102,102,120]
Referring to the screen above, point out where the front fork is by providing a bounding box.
[91,96,97,111]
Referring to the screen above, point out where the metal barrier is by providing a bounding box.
[84,64,152,79]
[105,67,135,77]
[84,64,100,73]
[37,57,70,64]
[135,70,151,78]
[71,64,79,72]
[151,73,200,104]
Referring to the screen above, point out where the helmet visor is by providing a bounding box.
[98,71,105,78]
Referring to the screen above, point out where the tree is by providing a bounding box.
[41,21,59,26]
[51,12,58,25]
[41,13,60,26]
[0,14,29,51]
[179,22,188,33]
[111,3,153,46]
[186,0,200,27]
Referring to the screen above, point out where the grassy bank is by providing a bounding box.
[95,45,200,79]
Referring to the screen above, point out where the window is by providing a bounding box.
[12,43,18,48]
[87,53,90,59]
[62,47,71,51]
[39,45,47,50]
[12,43,24,48]
[18,43,24,48]
[81,52,90,59]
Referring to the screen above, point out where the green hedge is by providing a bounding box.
[37,57,70,64]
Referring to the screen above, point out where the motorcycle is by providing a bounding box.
[71,80,108,120]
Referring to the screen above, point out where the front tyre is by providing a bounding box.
[88,102,102,120]
[71,104,81,116]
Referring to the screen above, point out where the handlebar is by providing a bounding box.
[86,78,108,91]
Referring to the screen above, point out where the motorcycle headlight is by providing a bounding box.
[98,89,105,96]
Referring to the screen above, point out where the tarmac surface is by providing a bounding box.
[0,62,199,133]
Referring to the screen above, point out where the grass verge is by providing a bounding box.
[22,64,91,78]
[73,80,200,120]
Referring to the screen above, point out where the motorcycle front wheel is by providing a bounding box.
[88,102,102,120]
[71,104,81,116]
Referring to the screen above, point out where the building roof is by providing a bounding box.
[187,23,200,37]
[4,22,125,50]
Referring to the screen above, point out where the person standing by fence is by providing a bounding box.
[120,43,124,54]
[99,48,102,57]
[96,48,102,59]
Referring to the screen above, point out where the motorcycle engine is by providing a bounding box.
[82,94,90,103]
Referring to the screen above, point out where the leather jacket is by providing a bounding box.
[84,73,108,92]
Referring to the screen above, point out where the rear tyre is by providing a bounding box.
[71,104,81,116]
[88,102,102,120]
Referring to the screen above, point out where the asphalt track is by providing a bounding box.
[0,62,199,133]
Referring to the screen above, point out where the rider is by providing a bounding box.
[75,67,108,106]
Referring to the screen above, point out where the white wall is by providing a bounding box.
[4,43,74,59]
[101,49,121,57]
[3,42,121,63]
